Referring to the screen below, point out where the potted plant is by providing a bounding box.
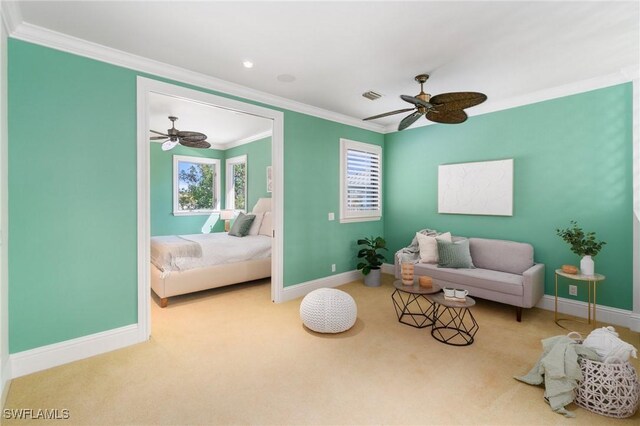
[556,220,606,276]
[357,236,387,287]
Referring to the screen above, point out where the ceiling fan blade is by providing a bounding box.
[161,139,179,151]
[150,136,167,140]
[398,111,423,131]
[177,131,207,141]
[150,130,169,137]
[400,95,432,109]
[430,92,487,112]
[363,108,415,121]
[426,109,468,124]
[180,139,211,149]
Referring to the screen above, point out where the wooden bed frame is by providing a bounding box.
[151,257,271,307]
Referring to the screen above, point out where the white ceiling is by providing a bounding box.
[10,1,640,130]
[149,92,272,148]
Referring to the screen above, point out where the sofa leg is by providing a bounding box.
[516,307,522,322]
[160,298,168,308]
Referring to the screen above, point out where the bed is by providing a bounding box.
[150,198,272,307]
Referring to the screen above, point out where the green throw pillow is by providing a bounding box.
[437,239,475,269]
[228,212,256,237]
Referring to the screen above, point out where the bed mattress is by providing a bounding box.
[151,233,272,274]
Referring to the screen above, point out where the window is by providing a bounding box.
[226,155,247,211]
[173,155,220,215]
[340,138,382,223]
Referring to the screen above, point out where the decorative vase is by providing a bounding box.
[401,262,414,286]
[364,268,382,287]
[580,255,595,276]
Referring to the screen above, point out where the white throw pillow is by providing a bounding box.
[259,212,272,237]
[416,232,452,263]
[248,212,265,236]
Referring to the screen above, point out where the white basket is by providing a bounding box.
[575,357,640,418]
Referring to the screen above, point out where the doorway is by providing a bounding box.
[136,77,284,339]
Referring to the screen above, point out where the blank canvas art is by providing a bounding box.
[438,159,513,216]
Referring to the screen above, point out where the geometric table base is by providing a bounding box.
[430,298,479,346]
[392,289,436,328]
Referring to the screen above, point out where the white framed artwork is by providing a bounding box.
[438,159,513,216]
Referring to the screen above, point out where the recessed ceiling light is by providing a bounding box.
[242,60,254,69]
[277,74,296,83]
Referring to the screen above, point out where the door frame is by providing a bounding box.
[136,77,284,339]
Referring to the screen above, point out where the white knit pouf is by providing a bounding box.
[300,288,357,333]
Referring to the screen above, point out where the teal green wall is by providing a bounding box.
[8,41,138,352]
[283,112,384,285]
[8,40,383,352]
[150,143,225,236]
[224,136,271,212]
[384,84,633,310]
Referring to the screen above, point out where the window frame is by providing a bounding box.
[172,155,221,216]
[225,154,248,212]
[339,138,383,223]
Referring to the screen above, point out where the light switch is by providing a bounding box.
[328,212,335,221]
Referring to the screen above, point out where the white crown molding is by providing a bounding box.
[9,324,144,379]
[383,66,640,134]
[0,1,22,35]
[9,21,385,134]
[224,130,272,150]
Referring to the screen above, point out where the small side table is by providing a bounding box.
[554,269,606,330]
[428,293,479,346]
[391,280,441,328]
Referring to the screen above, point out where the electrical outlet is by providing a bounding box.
[331,264,336,272]
[569,285,578,296]
[328,212,335,221]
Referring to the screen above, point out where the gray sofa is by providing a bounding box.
[395,237,544,321]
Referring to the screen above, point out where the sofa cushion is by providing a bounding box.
[437,239,475,269]
[416,232,451,263]
[469,238,534,275]
[414,263,523,297]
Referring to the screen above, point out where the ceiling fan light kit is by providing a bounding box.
[363,74,487,131]
[150,116,212,151]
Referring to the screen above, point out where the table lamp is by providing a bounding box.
[220,210,235,232]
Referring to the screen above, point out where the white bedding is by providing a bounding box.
[151,233,272,273]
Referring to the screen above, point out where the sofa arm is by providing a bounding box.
[522,263,545,308]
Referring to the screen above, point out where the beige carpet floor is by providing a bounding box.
[4,273,640,425]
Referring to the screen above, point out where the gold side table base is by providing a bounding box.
[554,269,605,332]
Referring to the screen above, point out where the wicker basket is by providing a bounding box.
[575,357,640,418]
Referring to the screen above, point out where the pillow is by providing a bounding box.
[437,238,475,269]
[416,232,452,263]
[248,212,265,236]
[228,212,255,237]
[259,211,272,237]
[252,198,272,214]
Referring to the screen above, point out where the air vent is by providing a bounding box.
[362,91,382,101]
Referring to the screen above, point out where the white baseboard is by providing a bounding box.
[281,270,362,302]
[536,295,635,329]
[381,263,395,275]
[9,324,145,379]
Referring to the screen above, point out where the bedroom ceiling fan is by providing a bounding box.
[363,74,487,131]
[150,116,211,151]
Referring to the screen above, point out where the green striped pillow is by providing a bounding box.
[437,239,475,269]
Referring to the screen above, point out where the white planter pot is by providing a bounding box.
[580,255,595,276]
[363,268,382,287]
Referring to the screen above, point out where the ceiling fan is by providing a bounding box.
[150,116,211,151]
[363,74,487,131]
